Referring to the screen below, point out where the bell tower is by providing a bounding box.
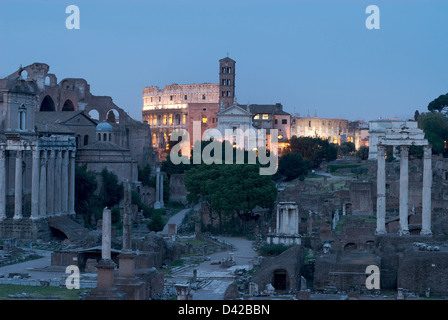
[219,57,236,109]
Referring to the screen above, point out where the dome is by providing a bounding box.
[96,121,113,132]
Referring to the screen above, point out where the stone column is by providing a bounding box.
[96,207,117,289]
[276,205,280,234]
[122,180,132,253]
[399,146,410,235]
[102,207,112,260]
[421,145,432,235]
[154,167,161,209]
[376,145,387,234]
[284,207,289,234]
[13,151,23,220]
[68,151,76,215]
[55,150,62,215]
[39,151,47,218]
[47,150,55,216]
[119,180,136,277]
[30,149,40,220]
[61,150,69,214]
[160,172,164,207]
[0,150,6,221]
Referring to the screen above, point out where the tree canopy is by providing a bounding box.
[277,153,311,181]
[284,136,338,168]
[417,112,448,155]
[427,93,448,113]
[184,163,277,233]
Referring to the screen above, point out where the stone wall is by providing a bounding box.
[169,174,187,204]
[251,245,304,292]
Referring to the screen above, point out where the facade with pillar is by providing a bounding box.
[0,68,77,240]
[375,121,432,236]
[267,202,301,245]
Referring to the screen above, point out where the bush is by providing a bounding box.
[147,213,164,232]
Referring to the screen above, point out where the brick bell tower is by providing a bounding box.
[219,56,236,109]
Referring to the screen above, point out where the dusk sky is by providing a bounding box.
[1,0,448,122]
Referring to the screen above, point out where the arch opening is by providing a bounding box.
[62,99,75,111]
[40,95,56,112]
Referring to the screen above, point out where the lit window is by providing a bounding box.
[163,114,167,124]
[278,135,283,140]
[169,114,173,125]
[254,115,259,120]
[202,116,207,124]
[262,114,269,120]
[182,114,186,124]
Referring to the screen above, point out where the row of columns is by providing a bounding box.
[376,145,432,236]
[0,148,75,221]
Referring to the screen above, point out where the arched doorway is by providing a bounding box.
[344,243,358,251]
[62,99,75,111]
[273,269,288,291]
[40,95,56,112]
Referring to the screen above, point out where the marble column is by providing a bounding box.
[0,150,6,221]
[122,180,132,253]
[421,145,433,235]
[39,151,47,218]
[399,146,410,235]
[61,150,69,214]
[154,167,161,209]
[55,150,62,215]
[102,207,112,260]
[160,172,164,207]
[13,151,23,220]
[68,151,76,215]
[376,145,387,235]
[31,149,40,220]
[47,150,55,216]
[96,207,116,289]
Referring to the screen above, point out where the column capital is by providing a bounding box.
[400,145,410,153]
[377,144,387,153]
[423,145,432,158]
[16,150,23,158]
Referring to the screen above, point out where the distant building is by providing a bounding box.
[143,57,292,157]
